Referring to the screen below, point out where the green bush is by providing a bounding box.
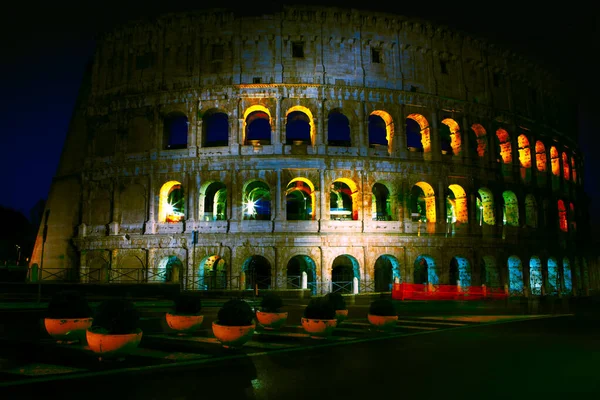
[92,299,140,334]
[303,297,336,320]
[172,294,202,315]
[368,298,396,316]
[217,299,255,326]
[47,290,92,319]
[260,293,284,313]
[325,292,346,310]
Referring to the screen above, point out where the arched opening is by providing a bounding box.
[372,182,391,221]
[447,184,468,224]
[450,256,471,287]
[406,114,430,153]
[159,181,185,223]
[562,152,570,181]
[502,191,519,226]
[369,110,394,152]
[331,255,360,294]
[163,112,188,150]
[330,179,358,220]
[198,255,227,290]
[286,110,311,145]
[155,256,182,283]
[529,256,542,295]
[202,110,229,147]
[244,108,272,145]
[471,123,487,158]
[374,255,400,291]
[243,255,271,289]
[410,182,436,223]
[508,256,524,296]
[88,257,109,283]
[495,128,512,164]
[200,181,227,221]
[327,109,351,146]
[535,141,547,172]
[562,257,572,294]
[558,200,568,232]
[476,187,496,226]
[481,255,502,287]
[571,156,577,183]
[413,255,437,284]
[243,180,271,220]
[569,203,576,232]
[525,194,537,228]
[518,134,532,182]
[550,146,560,191]
[286,179,314,220]
[441,118,462,156]
[286,255,317,294]
[547,257,559,295]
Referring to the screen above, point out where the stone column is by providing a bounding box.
[396,105,407,158]
[358,102,367,156]
[275,169,283,221]
[429,110,441,161]
[320,169,328,221]
[109,179,120,235]
[274,96,282,153]
[437,180,446,232]
[187,172,197,223]
[144,175,156,234]
[462,115,471,160]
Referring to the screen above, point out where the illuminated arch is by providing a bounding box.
[550,146,560,176]
[199,180,227,221]
[481,255,501,287]
[327,109,351,146]
[243,180,272,220]
[243,105,272,145]
[496,128,512,164]
[411,181,436,223]
[524,194,537,228]
[286,177,316,221]
[369,110,394,152]
[286,105,315,145]
[330,178,359,220]
[374,255,401,291]
[547,257,559,294]
[571,156,577,183]
[535,141,547,172]
[562,257,572,294]
[558,199,568,232]
[507,255,524,295]
[372,182,392,221]
[406,114,430,153]
[242,255,272,289]
[202,109,229,147]
[447,184,467,223]
[449,256,471,286]
[529,256,542,295]
[331,255,361,294]
[154,255,182,283]
[286,254,317,294]
[562,152,570,181]
[163,111,188,150]
[159,180,185,223]
[197,254,228,290]
[471,123,487,158]
[441,118,462,156]
[502,191,519,226]
[476,187,495,225]
[414,254,438,284]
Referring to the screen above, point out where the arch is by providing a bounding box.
[447,184,468,223]
[117,255,145,282]
[243,180,271,220]
[547,257,559,295]
[524,194,537,228]
[286,178,316,220]
[372,182,392,221]
[502,191,519,226]
[470,123,487,158]
[568,202,576,232]
[369,110,394,152]
[327,109,351,146]
[197,254,227,290]
[550,146,560,176]
[154,255,182,283]
[558,199,568,232]
[441,118,462,156]
[244,105,272,145]
[374,254,401,291]
[286,105,315,145]
[450,256,471,287]
[518,134,532,182]
[535,141,547,172]
[330,178,359,220]
[87,257,109,283]
[529,256,543,295]
[507,255,524,295]
[199,181,227,221]
[476,187,495,225]
[158,180,185,223]
[163,112,188,150]
[571,156,577,183]
[495,128,512,164]
[414,254,438,284]
[331,255,360,294]
[562,257,572,294]
[242,255,272,289]
[202,109,229,147]
[562,152,570,181]
[286,254,317,294]
[481,255,501,287]
[410,182,436,223]
[406,114,430,152]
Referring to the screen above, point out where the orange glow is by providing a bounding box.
[441,118,462,156]
[535,141,547,172]
[562,152,570,181]
[407,114,430,153]
[558,200,568,232]
[495,128,512,164]
[414,181,436,223]
[471,124,487,157]
[243,105,272,144]
[287,105,315,145]
[571,157,577,183]
[448,184,468,223]
[550,146,559,176]
[159,180,184,223]
[517,134,531,168]
[371,110,394,153]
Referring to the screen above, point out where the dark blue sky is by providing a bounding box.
[1,2,598,226]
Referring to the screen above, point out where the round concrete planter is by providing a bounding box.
[256,311,288,330]
[165,313,204,334]
[212,321,255,349]
[334,309,349,324]
[367,314,398,332]
[44,317,93,343]
[86,327,143,359]
[301,318,337,339]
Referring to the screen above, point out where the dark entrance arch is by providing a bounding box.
[243,255,271,290]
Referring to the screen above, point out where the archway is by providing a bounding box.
[331,255,360,294]
[242,255,271,290]
[243,180,271,220]
[159,181,185,223]
[286,178,315,220]
[286,255,317,294]
[414,255,437,284]
[529,256,543,295]
[327,109,351,146]
[507,256,524,296]
[372,182,391,221]
[156,256,182,283]
[449,256,471,287]
[87,257,109,283]
[163,112,188,150]
[197,254,227,290]
[330,179,358,220]
[562,257,572,294]
[374,255,400,292]
[482,255,501,287]
[547,257,559,295]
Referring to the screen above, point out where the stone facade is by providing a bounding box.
[30,6,595,296]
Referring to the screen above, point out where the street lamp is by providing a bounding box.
[15,245,21,266]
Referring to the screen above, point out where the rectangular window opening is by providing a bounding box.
[371,48,381,63]
[253,77,262,84]
[292,42,304,58]
[440,60,448,74]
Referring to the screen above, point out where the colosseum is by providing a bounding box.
[30,5,597,298]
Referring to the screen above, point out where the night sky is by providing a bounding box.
[1,2,598,227]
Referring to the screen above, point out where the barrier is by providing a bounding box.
[391,283,508,301]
